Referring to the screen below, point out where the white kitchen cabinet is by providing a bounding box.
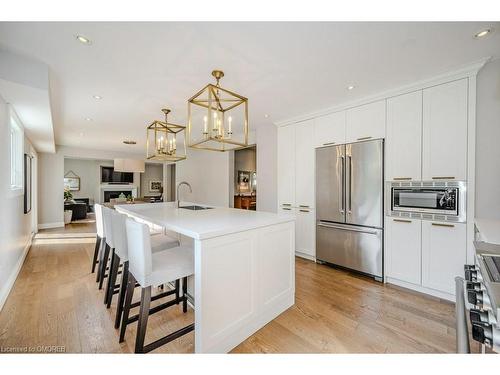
[313,111,346,147]
[386,217,422,285]
[422,79,468,181]
[421,221,467,294]
[277,125,296,207]
[345,100,386,143]
[386,91,423,181]
[295,208,316,258]
[295,119,315,208]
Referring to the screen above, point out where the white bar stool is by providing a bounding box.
[109,210,181,328]
[92,203,104,276]
[120,218,194,353]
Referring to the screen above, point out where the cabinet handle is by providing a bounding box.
[432,176,455,180]
[393,177,412,181]
[282,203,292,206]
[299,209,310,213]
[323,141,336,146]
[432,222,455,228]
[299,205,310,208]
[282,208,292,211]
[357,136,372,141]
[393,219,412,223]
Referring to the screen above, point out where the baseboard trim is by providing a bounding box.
[0,234,33,311]
[295,251,316,262]
[38,221,65,230]
[386,277,455,302]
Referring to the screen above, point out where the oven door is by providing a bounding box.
[392,187,459,216]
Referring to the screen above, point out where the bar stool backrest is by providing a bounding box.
[94,203,104,238]
[101,206,115,249]
[111,211,129,261]
[125,218,153,286]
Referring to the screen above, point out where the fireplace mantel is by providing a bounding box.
[100,184,138,203]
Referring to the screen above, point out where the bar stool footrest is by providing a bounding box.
[141,323,195,353]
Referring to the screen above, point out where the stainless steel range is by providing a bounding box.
[455,241,500,353]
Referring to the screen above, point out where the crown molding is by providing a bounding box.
[274,57,491,127]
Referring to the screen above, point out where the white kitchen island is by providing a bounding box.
[115,202,295,353]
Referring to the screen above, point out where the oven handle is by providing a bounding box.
[455,276,471,353]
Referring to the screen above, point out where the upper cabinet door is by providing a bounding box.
[277,125,296,207]
[295,119,315,208]
[313,111,346,147]
[345,100,386,143]
[422,79,468,181]
[386,91,423,181]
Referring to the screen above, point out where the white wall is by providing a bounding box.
[476,58,500,220]
[255,125,278,213]
[175,148,231,207]
[0,95,37,310]
[141,163,163,196]
[38,151,64,227]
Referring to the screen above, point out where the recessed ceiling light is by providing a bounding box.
[76,35,92,45]
[474,29,492,38]
[123,140,137,145]
[93,95,102,100]
[347,85,355,90]
[85,117,93,122]
[264,114,270,118]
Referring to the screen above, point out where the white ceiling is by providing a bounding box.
[0,22,499,155]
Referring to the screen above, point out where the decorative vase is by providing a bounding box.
[64,210,73,224]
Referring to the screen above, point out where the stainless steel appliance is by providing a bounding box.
[315,139,384,280]
[387,180,466,223]
[455,241,500,353]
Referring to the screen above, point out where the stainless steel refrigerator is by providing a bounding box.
[315,139,384,280]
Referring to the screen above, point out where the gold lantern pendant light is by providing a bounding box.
[188,70,249,152]
[146,108,187,162]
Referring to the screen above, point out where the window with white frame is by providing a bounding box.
[10,110,24,191]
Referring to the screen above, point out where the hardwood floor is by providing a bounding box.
[0,222,471,353]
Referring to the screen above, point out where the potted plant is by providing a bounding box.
[64,188,74,224]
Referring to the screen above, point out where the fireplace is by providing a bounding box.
[103,190,133,202]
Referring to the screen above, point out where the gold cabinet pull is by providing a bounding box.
[357,136,372,141]
[432,176,455,180]
[393,219,412,223]
[299,209,310,213]
[282,203,292,206]
[393,177,412,181]
[299,205,310,208]
[282,207,292,211]
[432,222,455,228]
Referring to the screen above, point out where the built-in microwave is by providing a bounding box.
[387,180,466,223]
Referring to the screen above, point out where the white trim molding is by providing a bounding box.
[38,221,65,230]
[0,234,33,311]
[275,58,490,127]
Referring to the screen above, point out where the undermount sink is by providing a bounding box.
[179,205,213,211]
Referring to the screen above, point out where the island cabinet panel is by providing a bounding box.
[422,78,468,181]
[295,119,315,209]
[421,221,467,295]
[345,100,386,143]
[386,91,423,181]
[295,208,315,259]
[386,217,422,285]
[277,125,296,207]
[313,111,346,147]
[194,221,295,353]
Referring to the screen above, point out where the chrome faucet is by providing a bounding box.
[177,181,192,208]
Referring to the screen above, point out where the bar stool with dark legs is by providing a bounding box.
[121,218,194,353]
[91,203,104,275]
[108,209,181,326]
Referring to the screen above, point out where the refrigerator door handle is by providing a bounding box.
[339,155,345,213]
[347,154,352,213]
[317,222,379,235]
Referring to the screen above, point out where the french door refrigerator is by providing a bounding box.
[315,139,384,280]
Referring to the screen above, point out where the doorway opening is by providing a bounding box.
[233,145,256,210]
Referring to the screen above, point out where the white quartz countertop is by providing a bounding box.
[475,218,500,245]
[116,202,295,240]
